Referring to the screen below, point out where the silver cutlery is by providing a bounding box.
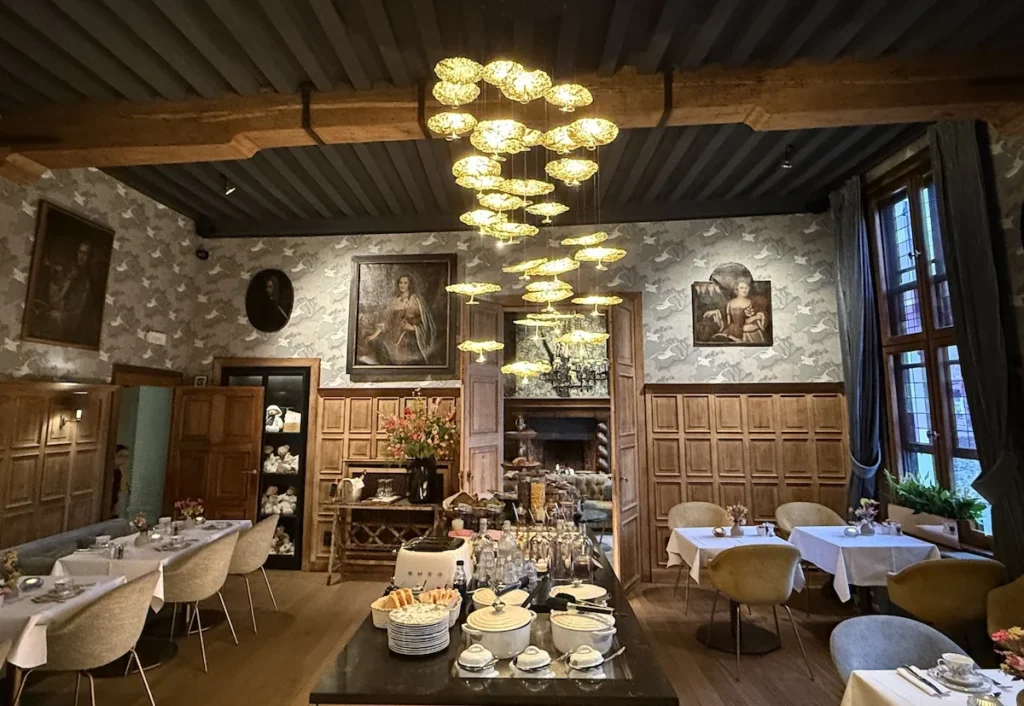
[902,665,946,697]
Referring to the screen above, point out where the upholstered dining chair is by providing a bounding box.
[667,501,730,613]
[888,558,1007,641]
[162,532,240,673]
[774,502,846,538]
[228,515,280,633]
[830,615,966,683]
[13,571,161,706]
[987,574,1024,634]
[705,544,813,681]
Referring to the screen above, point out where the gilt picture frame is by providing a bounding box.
[692,262,773,347]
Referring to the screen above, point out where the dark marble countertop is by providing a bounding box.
[309,552,677,706]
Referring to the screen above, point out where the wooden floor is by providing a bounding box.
[17,571,852,705]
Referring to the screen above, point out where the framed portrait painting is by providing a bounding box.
[347,254,457,377]
[692,262,773,347]
[21,200,115,350]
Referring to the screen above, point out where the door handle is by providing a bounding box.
[246,469,259,475]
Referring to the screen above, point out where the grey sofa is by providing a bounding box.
[2,518,132,575]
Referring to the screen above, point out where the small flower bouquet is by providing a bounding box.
[174,498,204,520]
[130,512,148,532]
[855,498,880,536]
[382,400,459,461]
[726,504,748,525]
[992,627,1024,681]
[1,551,22,597]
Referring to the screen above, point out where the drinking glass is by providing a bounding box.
[53,576,74,594]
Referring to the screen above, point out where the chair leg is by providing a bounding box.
[260,567,278,612]
[734,607,743,681]
[684,572,691,615]
[131,647,157,706]
[217,591,239,645]
[784,605,814,680]
[169,603,177,641]
[705,591,719,649]
[74,672,82,706]
[673,565,682,596]
[11,668,33,706]
[194,602,208,674]
[244,576,258,634]
[772,605,781,641]
[86,672,96,706]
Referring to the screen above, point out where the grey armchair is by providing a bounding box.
[830,615,966,684]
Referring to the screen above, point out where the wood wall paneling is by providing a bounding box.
[644,385,849,570]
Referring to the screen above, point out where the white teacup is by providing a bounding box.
[938,652,975,678]
[93,535,111,547]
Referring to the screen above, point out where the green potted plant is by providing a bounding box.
[885,470,986,548]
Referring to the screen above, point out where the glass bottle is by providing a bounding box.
[570,524,595,582]
[472,518,493,566]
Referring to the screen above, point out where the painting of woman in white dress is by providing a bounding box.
[348,254,456,376]
[692,262,772,346]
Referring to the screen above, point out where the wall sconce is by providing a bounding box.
[60,391,88,428]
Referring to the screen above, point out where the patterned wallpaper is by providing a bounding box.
[189,213,841,386]
[989,126,1024,360]
[0,168,197,382]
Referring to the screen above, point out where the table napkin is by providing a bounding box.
[896,668,940,696]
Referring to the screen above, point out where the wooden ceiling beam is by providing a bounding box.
[2,54,1024,184]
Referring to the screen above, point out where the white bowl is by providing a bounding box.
[370,598,392,629]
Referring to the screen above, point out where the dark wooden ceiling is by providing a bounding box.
[2,0,1021,235]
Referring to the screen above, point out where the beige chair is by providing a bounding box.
[228,515,280,633]
[705,544,813,681]
[988,575,1024,634]
[888,558,1007,635]
[667,502,730,613]
[163,533,240,673]
[774,502,846,538]
[13,572,160,706]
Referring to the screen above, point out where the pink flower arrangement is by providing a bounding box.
[382,398,459,461]
[174,497,204,520]
[130,512,148,532]
[992,626,1024,680]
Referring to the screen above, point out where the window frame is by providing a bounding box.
[865,153,991,548]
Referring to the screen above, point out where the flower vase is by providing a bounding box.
[182,518,196,530]
[859,520,875,536]
[134,531,152,547]
[1017,690,1023,706]
[729,522,743,538]
[407,457,437,504]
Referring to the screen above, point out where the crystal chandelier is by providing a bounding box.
[546,158,598,187]
[445,282,501,304]
[525,201,569,223]
[477,192,526,212]
[503,258,549,279]
[555,329,610,346]
[568,118,619,149]
[501,360,552,378]
[561,231,608,247]
[499,179,554,197]
[574,246,627,270]
[452,155,501,178]
[432,81,480,108]
[545,84,593,112]
[501,69,551,103]
[459,208,505,228]
[541,126,579,154]
[458,339,504,362]
[427,112,477,141]
[525,257,579,277]
[434,57,483,84]
[482,60,524,87]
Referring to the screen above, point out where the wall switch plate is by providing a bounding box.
[145,331,167,346]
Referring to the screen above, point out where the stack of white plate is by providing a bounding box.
[387,603,450,656]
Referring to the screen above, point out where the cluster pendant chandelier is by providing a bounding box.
[430,57,628,378]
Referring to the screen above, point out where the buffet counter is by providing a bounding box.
[309,548,677,706]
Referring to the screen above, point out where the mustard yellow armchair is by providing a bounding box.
[888,558,1007,628]
[988,575,1024,635]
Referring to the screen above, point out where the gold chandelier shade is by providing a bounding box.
[522,128,543,146]
[459,208,506,228]
[568,118,619,149]
[528,311,584,321]
[523,288,574,304]
[483,222,539,238]
[426,112,477,141]
[525,201,569,223]
[545,84,593,112]
[434,57,483,84]
[525,278,572,293]
[546,158,598,187]
[501,69,551,103]
[446,282,502,304]
[514,318,559,328]
[452,155,501,178]
[458,339,504,362]
[471,132,526,156]
[499,179,555,197]
[477,192,526,212]
[482,60,524,87]
[432,81,480,108]
[502,258,549,278]
[572,294,624,307]
[525,257,579,277]
[574,246,628,270]
[555,329,610,346]
[501,360,552,378]
[561,231,608,247]
[541,126,579,154]
[456,175,506,192]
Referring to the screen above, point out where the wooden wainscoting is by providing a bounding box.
[311,387,461,570]
[0,381,114,548]
[644,383,849,570]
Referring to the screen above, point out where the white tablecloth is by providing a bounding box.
[52,519,251,610]
[0,575,126,668]
[666,526,806,591]
[788,526,941,602]
[842,668,1021,705]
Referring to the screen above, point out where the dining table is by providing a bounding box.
[666,526,805,655]
[841,668,1021,705]
[787,526,941,603]
[51,519,251,610]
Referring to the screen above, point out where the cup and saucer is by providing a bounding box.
[927,653,993,693]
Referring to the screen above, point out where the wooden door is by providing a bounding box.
[460,300,503,495]
[165,387,264,521]
[608,294,645,590]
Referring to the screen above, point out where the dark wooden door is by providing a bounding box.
[609,295,644,590]
[165,387,264,521]
[460,300,503,495]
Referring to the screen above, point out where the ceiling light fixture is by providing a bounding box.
[503,258,550,279]
[459,208,505,228]
[555,329,610,346]
[458,339,504,362]
[446,282,502,305]
[540,126,579,154]
[525,201,569,223]
[528,311,584,321]
[452,155,501,179]
[223,175,236,196]
[482,60,524,87]
[522,288,574,304]
[561,231,608,247]
[500,360,552,379]
[574,246,628,271]
[499,179,555,197]
[525,257,580,277]
[456,175,506,192]
[567,118,619,149]
[434,57,483,84]
[501,69,551,103]
[525,278,572,293]
[781,144,794,170]
[545,84,593,112]
[427,112,478,141]
[432,81,480,108]
[478,192,526,212]
[545,158,598,187]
